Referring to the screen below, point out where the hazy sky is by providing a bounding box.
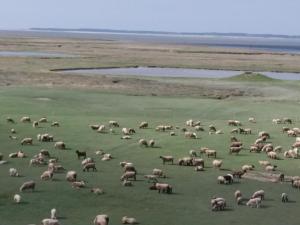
[0,0,299,35]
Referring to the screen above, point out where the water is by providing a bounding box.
[60,67,300,80]
[0,51,75,57]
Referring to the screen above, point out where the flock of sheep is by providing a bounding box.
[1,115,300,224]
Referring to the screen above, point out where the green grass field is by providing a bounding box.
[1,86,300,225]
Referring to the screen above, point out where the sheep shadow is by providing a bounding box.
[18,201,29,205]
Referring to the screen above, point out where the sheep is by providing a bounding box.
[75,150,86,159]
[124,164,136,173]
[121,135,132,139]
[39,117,48,123]
[186,119,194,127]
[82,157,94,166]
[20,116,31,123]
[283,118,292,124]
[97,125,106,133]
[29,158,46,167]
[122,216,138,224]
[149,183,172,194]
[6,117,15,123]
[91,188,104,195]
[9,135,17,140]
[216,130,223,134]
[236,196,243,205]
[54,141,66,150]
[292,179,300,188]
[41,218,60,225]
[229,146,242,155]
[217,176,226,184]
[21,138,33,145]
[90,124,100,130]
[120,171,136,181]
[102,154,112,161]
[292,142,300,148]
[281,193,288,202]
[287,130,297,137]
[242,164,255,172]
[83,162,97,172]
[212,160,222,169]
[211,197,226,211]
[252,190,265,200]
[152,168,166,178]
[258,131,270,139]
[234,190,242,199]
[170,131,176,136]
[41,170,53,180]
[231,128,238,134]
[189,150,197,157]
[274,146,282,153]
[200,148,217,158]
[265,165,277,172]
[32,121,39,128]
[72,181,86,189]
[122,180,133,186]
[184,131,197,139]
[94,214,109,225]
[249,117,256,123]
[109,120,119,127]
[258,160,271,167]
[218,174,233,184]
[51,208,57,219]
[195,166,204,171]
[284,149,298,159]
[267,151,278,160]
[13,194,21,203]
[19,180,35,192]
[192,158,204,167]
[272,118,282,124]
[178,157,193,166]
[66,171,77,182]
[11,128,16,134]
[148,139,155,147]
[9,168,19,177]
[232,170,245,178]
[139,121,148,129]
[246,197,261,208]
[159,155,174,164]
[51,122,60,127]
[138,139,148,147]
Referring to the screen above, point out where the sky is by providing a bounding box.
[0,0,299,35]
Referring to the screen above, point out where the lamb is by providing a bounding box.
[265,165,277,172]
[152,168,166,178]
[184,131,197,139]
[159,155,174,164]
[234,190,242,199]
[19,180,35,192]
[20,116,31,122]
[11,128,16,134]
[94,214,109,225]
[212,160,222,169]
[83,162,97,172]
[217,176,225,184]
[72,181,86,188]
[32,121,39,128]
[149,183,172,194]
[211,197,226,211]
[13,194,21,203]
[267,151,278,160]
[66,171,77,182]
[122,216,138,224]
[229,146,242,154]
[90,124,100,130]
[41,170,53,180]
[91,188,104,195]
[148,139,155,147]
[109,120,119,127]
[252,190,265,200]
[246,197,261,208]
[195,166,204,171]
[120,171,136,181]
[139,121,148,129]
[102,154,112,161]
[170,131,176,136]
[178,157,193,166]
[9,168,19,177]
[200,148,217,158]
[41,218,60,225]
[138,139,148,147]
[54,141,66,150]
[242,164,255,172]
[51,208,57,219]
[281,193,288,202]
[21,137,33,145]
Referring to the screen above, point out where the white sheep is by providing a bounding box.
[13,194,21,203]
[9,168,19,177]
[51,208,57,219]
[122,216,138,224]
[212,160,222,169]
[41,218,60,225]
[93,214,109,225]
[246,197,261,208]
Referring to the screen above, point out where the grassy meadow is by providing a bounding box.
[1,86,300,225]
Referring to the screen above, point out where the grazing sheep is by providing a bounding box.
[195,166,204,171]
[149,183,172,194]
[252,190,265,200]
[159,155,174,164]
[246,197,261,208]
[242,164,255,172]
[102,154,112,161]
[281,193,288,202]
[122,128,135,135]
[41,170,53,180]
[139,121,148,129]
[120,171,136,181]
[232,170,245,178]
[212,160,222,169]
[138,139,148,147]
[265,165,277,172]
[82,158,94,166]
[184,131,197,139]
[9,135,17,140]
[287,130,297,137]
[170,131,176,136]
[284,148,298,159]
[152,168,166,178]
[267,151,278,160]
[29,158,46,167]
[91,188,104,195]
[236,196,243,205]
[217,176,226,184]
[211,197,226,211]
[13,194,21,203]
[97,125,106,133]
[258,160,271,167]
[51,208,57,219]
[19,180,35,192]
[41,218,60,225]
[249,117,256,123]
[21,138,33,145]
[189,150,197,157]
[6,117,15,123]
[272,118,282,124]
[274,146,282,153]
[90,124,100,130]
[144,174,159,183]
[178,157,193,166]
[72,181,86,188]
[66,171,77,182]
[283,118,292,124]
[122,180,133,186]
[194,125,204,131]
[234,190,242,199]
[231,128,238,134]
[216,130,224,134]
[124,164,137,173]
[54,141,66,150]
[292,179,300,188]
[148,139,155,147]
[32,121,39,128]
[39,117,48,123]
[192,158,204,167]
[20,116,31,123]
[51,121,60,127]
[258,131,270,139]
[9,168,19,177]
[109,120,119,127]
[75,150,86,159]
[239,128,251,134]
[229,146,242,155]
[94,214,109,225]
[122,216,138,224]
[83,162,97,172]
[200,148,217,158]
